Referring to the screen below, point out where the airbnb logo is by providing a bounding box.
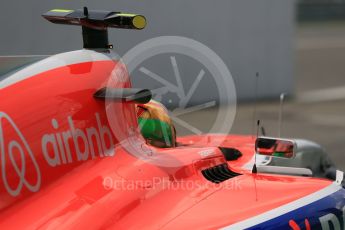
[0,112,41,197]
[41,113,115,166]
[0,111,116,197]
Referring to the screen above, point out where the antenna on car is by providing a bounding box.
[252,119,260,174]
[252,73,267,135]
[252,72,260,139]
[278,93,285,137]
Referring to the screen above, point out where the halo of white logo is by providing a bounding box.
[106,36,237,167]
[0,112,41,196]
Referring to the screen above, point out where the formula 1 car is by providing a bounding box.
[0,7,344,230]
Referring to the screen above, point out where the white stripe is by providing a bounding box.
[220,182,342,230]
[336,170,344,185]
[0,50,114,89]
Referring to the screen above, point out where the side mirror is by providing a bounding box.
[255,137,296,159]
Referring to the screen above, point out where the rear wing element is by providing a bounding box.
[42,7,146,49]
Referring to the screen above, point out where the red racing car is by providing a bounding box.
[0,8,344,230]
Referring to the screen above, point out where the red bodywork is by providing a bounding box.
[0,52,334,229]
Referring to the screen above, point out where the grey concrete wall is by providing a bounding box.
[0,0,295,102]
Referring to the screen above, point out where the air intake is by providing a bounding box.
[201,163,241,184]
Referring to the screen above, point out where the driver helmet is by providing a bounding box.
[136,100,176,148]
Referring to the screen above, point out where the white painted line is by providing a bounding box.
[308,114,345,127]
[298,86,345,103]
[298,38,345,50]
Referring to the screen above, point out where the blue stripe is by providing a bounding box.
[247,188,345,230]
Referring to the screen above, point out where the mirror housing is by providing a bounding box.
[255,137,296,159]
